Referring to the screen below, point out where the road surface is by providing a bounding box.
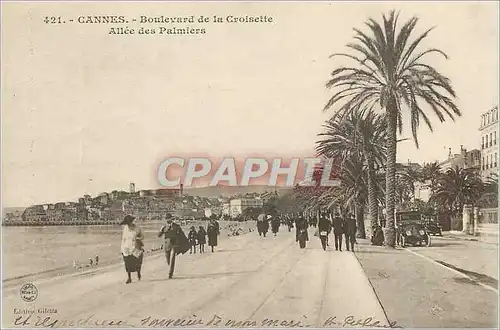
[2,227,390,328]
[407,234,498,282]
[356,236,498,328]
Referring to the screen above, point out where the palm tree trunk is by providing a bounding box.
[365,151,378,234]
[384,106,398,247]
[355,199,366,239]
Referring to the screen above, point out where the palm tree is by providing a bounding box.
[422,161,442,191]
[478,173,498,208]
[430,166,483,230]
[316,109,386,232]
[324,11,461,246]
[395,166,421,207]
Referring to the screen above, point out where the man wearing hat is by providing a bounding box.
[158,216,189,278]
[344,211,357,252]
[332,211,344,251]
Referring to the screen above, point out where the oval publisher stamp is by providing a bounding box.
[20,283,38,302]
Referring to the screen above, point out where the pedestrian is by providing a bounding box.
[198,225,207,253]
[344,212,357,251]
[120,214,144,284]
[188,226,198,254]
[270,215,280,236]
[158,217,190,279]
[371,225,384,246]
[286,214,294,232]
[207,218,220,252]
[89,258,94,266]
[262,215,270,237]
[332,211,344,251]
[295,214,309,249]
[257,213,265,236]
[295,213,308,241]
[318,212,332,251]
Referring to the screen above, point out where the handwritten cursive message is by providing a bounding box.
[11,313,400,328]
[138,314,401,328]
[13,314,125,328]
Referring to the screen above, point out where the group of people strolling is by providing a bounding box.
[317,211,357,251]
[120,215,220,283]
[256,214,281,237]
[187,222,220,254]
[279,211,357,251]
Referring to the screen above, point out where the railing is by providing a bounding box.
[479,208,498,224]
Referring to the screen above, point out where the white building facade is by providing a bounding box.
[479,106,498,180]
[229,198,264,218]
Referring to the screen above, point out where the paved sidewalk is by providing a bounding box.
[3,228,389,328]
[355,239,498,328]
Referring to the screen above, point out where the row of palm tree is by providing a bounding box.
[297,10,463,247]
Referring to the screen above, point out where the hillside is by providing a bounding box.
[2,207,26,216]
[184,185,293,198]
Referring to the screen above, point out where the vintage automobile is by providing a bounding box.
[397,221,431,247]
[424,219,443,236]
[395,211,432,247]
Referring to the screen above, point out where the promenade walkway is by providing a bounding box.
[3,227,389,328]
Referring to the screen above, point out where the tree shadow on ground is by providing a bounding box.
[436,260,498,289]
[424,242,464,248]
[212,248,251,253]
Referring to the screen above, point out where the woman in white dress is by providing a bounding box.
[120,215,144,284]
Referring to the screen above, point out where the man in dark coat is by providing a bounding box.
[344,212,357,251]
[286,214,294,232]
[332,212,344,251]
[318,212,332,251]
[257,213,265,236]
[295,213,309,248]
[207,219,220,252]
[270,215,280,236]
[257,214,270,237]
[295,213,308,242]
[158,217,190,279]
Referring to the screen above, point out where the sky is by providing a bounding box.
[2,1,498,207]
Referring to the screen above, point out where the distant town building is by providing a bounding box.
[155,188,181,199]
[397,160,422,173]
[222,202,230,216]
[129,183,135,194]
[479,105,498,180]
[229,198,264,218]
[439,146,481,173]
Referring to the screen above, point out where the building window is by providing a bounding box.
[495,131,497,145]
[490,133,493,147]
[482,136,485,149]
[486,135,489,147]
[496,153,498,168]
[482,157,485,170]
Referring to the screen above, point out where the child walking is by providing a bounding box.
[197,225,207,253]
[188,226,198,254]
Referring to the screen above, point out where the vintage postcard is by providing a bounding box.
[1,1,498,329]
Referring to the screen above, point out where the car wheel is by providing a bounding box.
[426,236,432,247]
